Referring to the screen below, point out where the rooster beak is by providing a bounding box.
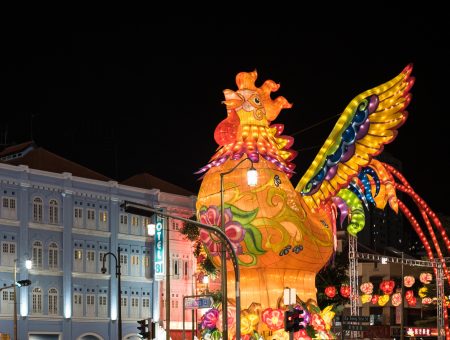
[222,89,244,109]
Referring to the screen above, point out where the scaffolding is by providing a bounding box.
[348,236,446,340]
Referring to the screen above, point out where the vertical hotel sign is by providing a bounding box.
[154,215,164,280]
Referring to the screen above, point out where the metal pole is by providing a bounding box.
[166,220,170,340]
[14,259,17,340]
[220,172,228,340]
[400,251,404,340]
[102,251,122,340]
[117,248,123,340]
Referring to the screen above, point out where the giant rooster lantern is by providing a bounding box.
[194,65,450,339]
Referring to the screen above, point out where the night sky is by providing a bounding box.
[3,22,450,214]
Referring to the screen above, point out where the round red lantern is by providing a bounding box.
[340,285,350,298]
[324,286,337,298]
[380,280,395,295]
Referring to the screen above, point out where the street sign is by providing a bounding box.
[342,315,370,323]
[185,295,214,309]
[342,324,368,331]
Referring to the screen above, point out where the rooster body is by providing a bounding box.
[195,67,414,338]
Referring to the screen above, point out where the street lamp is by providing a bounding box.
[101,248,123,340]
[122,201,244,340]
[400,251,404,340]
[220,156,258,340]
[13,258,32,340]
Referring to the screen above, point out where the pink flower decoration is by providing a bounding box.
[200,308,220,330]
[199,206,246,256]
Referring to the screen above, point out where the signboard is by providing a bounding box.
[342,316,370,323]
[185,296,214,309]
[154,216,164,280]
[342,324,368,331]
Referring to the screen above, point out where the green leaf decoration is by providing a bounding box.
[229,205,258,225]
[243,225,266,255]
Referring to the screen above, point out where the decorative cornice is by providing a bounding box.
[72,228,111,238]
[0,218,20,227]
[29,223,64,233]
[28,269,63,277]
[72,272,109,280]
[118,233,148,242]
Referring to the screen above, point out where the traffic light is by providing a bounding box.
[137,319,149,339]
[16,279,31,287]
[149,320,156,339]
[284,308,304,333]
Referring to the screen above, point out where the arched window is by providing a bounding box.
[32,197,43,223]
[32,287,42,314]
[48,242,58,270]
[49,199,59,224]
[48,288,58,315]
[32,241,43,268]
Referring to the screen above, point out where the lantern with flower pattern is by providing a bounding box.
[340,285,350,298]
[371,294,379,304]
[324,286,337,298]
[405,290,414,302]
[261,308,284,331]
[380,280,395,295]
[418,286,428,298]
[378,295,390,306]
[420,272,433,284]
[391,292,402,307]
[360,282,373,295]
[361,294,372,304]
[407,296,417,306]
[422,297,432,305]
[404,275,415,288]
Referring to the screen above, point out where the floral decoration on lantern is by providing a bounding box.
[378,295,390,306]
[380,280,395,295]
[340,284,350,298]
[261,308,284,331]
[361,294,372,304]
[422,297,432,305]
[420,272,433,284]
[391,292,402,307]
[404,275,415,287]
[360,282,373,294]
[418,286,428,298]
[240,310,259,335]
[371,294,379,304]
[324,286,337,298]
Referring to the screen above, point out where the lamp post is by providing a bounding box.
[122,201,246,340]
[400,251,404,340]
[220,156,258,340]
[13,258,32,340]
[101,248,122,340]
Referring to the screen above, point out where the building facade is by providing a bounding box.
[0,153,196,339]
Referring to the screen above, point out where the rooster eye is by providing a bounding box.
[254,97,260,105]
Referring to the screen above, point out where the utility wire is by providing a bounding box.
[290,113,340,137]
